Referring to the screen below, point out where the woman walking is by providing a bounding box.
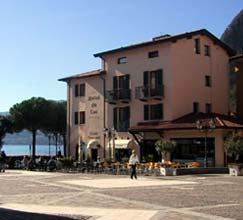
[129,150,139,179]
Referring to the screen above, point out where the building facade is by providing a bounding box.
[60,29,243,167]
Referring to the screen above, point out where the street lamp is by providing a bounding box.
[103,127,116,161]
[196,119,216,168]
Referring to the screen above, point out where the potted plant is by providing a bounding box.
[155,139,176,163]
[224,132,243,176]
[155,139,176,175]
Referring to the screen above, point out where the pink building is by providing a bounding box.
[60,29,243,167]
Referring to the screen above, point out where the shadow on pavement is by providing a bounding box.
[0,208,90,220]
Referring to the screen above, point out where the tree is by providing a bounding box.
[0,116,13,150]
[155,139,176,163]
[224,132,243,163]
[9,97,51,158]
[42,100,67,156]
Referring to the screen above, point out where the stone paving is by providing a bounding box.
[0,170,242,219]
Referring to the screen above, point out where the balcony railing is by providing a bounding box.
[135,85,164,101]
[106,89,131,104]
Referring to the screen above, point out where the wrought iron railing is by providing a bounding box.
[106,89,131,103]
[135,85,164,100]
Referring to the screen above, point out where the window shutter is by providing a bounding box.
[75,84,79,97]
[124,75,130,89]
[144,105,149,120]
[74,112,78,125]
[113,107,118,130]
[113,76,118,90]
[143,71,149,86]
[80,84,85,96]
[156,69,163,85]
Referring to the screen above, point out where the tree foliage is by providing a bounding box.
[155,139,176,163]
[155,139,176,153]
[0,116,13,149]
[224,132,243,162]
[9,97,51,157]
[42,100,67,156]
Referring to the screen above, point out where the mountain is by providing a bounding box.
[221,9,243,54]
[0,112,9,116]
[220,9,243,112]
[0,112,54,145]
[3,130,50,145]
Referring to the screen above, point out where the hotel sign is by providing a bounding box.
[87,95,101,138]
[88,95,100,115]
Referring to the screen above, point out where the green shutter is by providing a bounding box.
[156,69,163,85]
[143,71,149,86]
[113,76,118,89]
[75,84,79,97]
[113,107,117,130]
[144,105,149,120]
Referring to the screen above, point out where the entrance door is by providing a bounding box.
[91,149,98,161]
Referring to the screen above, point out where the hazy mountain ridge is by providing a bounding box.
[3,130,50,145]
[0,112,52,145]
[221,9,243,53]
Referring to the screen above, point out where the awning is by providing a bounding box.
[87,139,100,149]
[107,139,137,149]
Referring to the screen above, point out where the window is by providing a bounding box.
[74,111,85,125]
[117,57,127,64]
[206,103,212,113]
[74,83,85,97]
[193,102,199,113]
[74,84,79,97]
[74,112,78,125]
[113,106,130,131]
[143,69,163,97]
[204,45,210,56]
[194,38,200,54]
[80,111,85,124]
[80,84,85,96]
[205,75,212,87]
[148,51,159,58]
[113,74,130,100]
[144,103,163,120]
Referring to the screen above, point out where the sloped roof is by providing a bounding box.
[94,29,235,58]
[59,69,106,82]
[129,112,243,132]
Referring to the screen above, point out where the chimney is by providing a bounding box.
[152,34,171,41]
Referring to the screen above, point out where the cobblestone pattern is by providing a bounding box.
[0,171,243,220]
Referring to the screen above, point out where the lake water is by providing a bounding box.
[1,145,64,156]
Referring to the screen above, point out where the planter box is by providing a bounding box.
[160,167,177,176]
[160,167,229,176]
[229,164,243,176]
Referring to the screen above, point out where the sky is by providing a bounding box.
[0,0,242,112]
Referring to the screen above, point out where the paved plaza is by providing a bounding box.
[0,170,243,220]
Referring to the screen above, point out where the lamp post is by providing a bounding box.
[103,127,116,161]
[196,119,216,168]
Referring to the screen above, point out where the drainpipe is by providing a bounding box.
[100,57,107,159]
[67,80,71,156]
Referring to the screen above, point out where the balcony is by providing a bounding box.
[135,85,164,101]
[106,88,131,104]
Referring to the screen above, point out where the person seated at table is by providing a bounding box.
[21,156,29,169]
[47,157,57,172]
[37,156,46,170]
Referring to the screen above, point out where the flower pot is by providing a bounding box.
[229,164,243,176]
[160,167,177,176]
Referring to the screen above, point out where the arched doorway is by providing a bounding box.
[87,140,100,161]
